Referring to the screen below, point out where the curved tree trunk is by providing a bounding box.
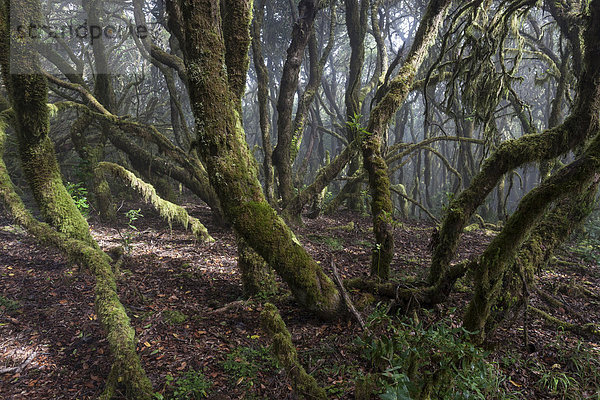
[488,179,599,333]
[0,125,152,399]
[165,0,343,319]
[343,0,369,212]
[251,0,275,204]
[428,0,600,286]
[272,0,319,206]
[463,139,600,342]
[364,0,453,280]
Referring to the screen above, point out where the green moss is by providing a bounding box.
[97,162,213,242]
[163,309,188,325]
[168,2,342,319]
[0,157,153,398]
[237,235,277,297]
[261,303,327,400]
[464,223,480,232]
[234,201,342,318]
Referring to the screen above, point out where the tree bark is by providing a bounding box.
[428,3,600,284]
[272,0,319,206]
[364,0,453,279]
[165,0,343,319]
[0,3,153,395]
[343,0,369,211]
[251,0,275,204]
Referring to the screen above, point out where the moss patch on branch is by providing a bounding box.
[260,303,327,400]
[96,162,213,242]
[0,121,152,399]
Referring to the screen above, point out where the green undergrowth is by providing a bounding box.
[0,294,20,313]
[155,369,212,400]
[221,344,279,394]
[65,181,89,218]
[299,335,362,398]
[500,329,600,399]
[357,306,520,399]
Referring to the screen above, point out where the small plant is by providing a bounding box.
[346,113,372,141]
[534,330,600,398]
[65,181,89,217]
[0,295,20,313]
[163,309,188,325]
[222,345,278,389]
[119,208,143,253]
[357,306,517,400]
[125,208,143,229]
[170,369,211,399]
[535,366,577,397]
[373,243,382,275]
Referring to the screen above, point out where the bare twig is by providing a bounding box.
[0,351,37,374]
[331,257,367,332]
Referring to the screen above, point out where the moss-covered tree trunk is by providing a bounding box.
[463,139,600,341]
[223,0,277,297]
[251,0,275,204]
[165,0,343,318]
[272,0,318,206]
[488,179,599,333]
[237,234,277,296]
[364,0,453,280]
[0,2,152,396]
[0,5,94,245]
[0,122,152,399]
[70,113,116,221]
[463,1,600,336]
[343,0,369,212]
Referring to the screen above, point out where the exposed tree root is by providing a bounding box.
[344,260,470,310]
[529,306,600,339]
[260,303,327,400]
[535,287,586,322]
[96,161,213,242]
[557,283,600,301]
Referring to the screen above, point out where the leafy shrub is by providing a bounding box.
[169,369,211,399]
[357,307,517,400]
[65,181,89,217]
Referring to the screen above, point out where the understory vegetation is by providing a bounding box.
[1,0,600,398]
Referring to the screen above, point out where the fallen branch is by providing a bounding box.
[0,351,37,374]
[529,306,600,339]
[96,162,213,242]
[390,185,439,223]
[331,257,367,331]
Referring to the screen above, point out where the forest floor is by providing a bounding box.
[0,198,599,399]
